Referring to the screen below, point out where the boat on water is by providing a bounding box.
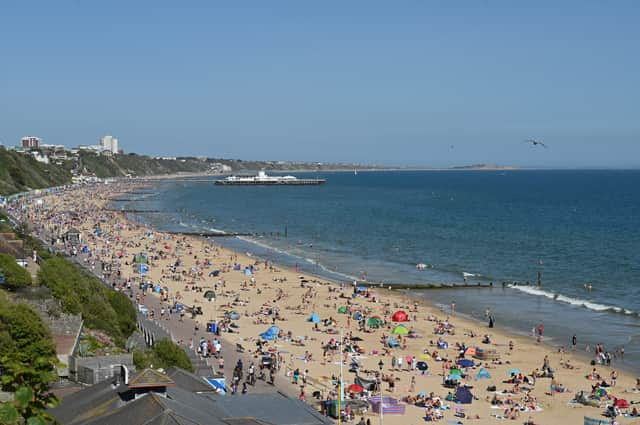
[214,171,326,186]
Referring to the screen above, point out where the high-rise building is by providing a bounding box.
[100,135,119,154]
[21,136,41,149]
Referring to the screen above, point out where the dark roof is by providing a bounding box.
[165,367,217,393]
[84,392,226,425]
[48,379,126,425]
[51,368,333,425]
[128,368,176,389]
[210,393,333,425]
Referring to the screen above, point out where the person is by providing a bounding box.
[357,417,366,425]
[488,316,494,328]
[572,334,577,350]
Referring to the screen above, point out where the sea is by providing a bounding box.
[114,170,640,372]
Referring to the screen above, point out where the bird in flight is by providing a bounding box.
[524,139,547,148]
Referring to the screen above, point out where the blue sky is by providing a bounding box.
[1,1,638,167]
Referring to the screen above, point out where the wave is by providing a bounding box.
[508,284,636,316]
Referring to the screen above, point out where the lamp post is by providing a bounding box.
[378,359,384,425]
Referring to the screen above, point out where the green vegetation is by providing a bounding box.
[0,292,59,425]
[0,146,72,195]
[77,151,211,178]
[38,256,136,347]
[0,253,32,288]
[133,339,194,373]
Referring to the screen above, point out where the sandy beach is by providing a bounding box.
[10,181,640,425]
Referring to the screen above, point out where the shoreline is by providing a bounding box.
[10,181,640,425]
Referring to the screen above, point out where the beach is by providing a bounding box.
[10,181,640,425]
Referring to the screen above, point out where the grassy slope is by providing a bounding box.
[0,147,72,195]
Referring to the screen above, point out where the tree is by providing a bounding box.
[0,254,32,289]
[133,339,194,373]
[0,293,59,424]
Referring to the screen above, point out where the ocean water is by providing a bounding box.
[116,170,640,370]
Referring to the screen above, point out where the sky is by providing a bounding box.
[1,1,639,168]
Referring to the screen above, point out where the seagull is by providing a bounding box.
[524,139,547,148]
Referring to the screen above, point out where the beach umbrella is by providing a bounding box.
[392,325,409,335]
[203,290,216,301]
[416,361,428,371]
[348,384,364,394]
[507,368,520,376]
[418,353,431,360]
[337,306,348,314]
[447,374,462,381]
[464,347,477,356]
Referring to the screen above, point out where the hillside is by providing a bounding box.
[0,147,72,195]
[77,151,213,178]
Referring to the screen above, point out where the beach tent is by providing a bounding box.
[259,326,280,340]
[416,361,428,371]
[337,306,348,314]
[357,285,367,292]
[614,398,629,408]
[233,264,241,271]
[455,386,473,404]
[244,268,252,276]
[308,313,321,323]
[449,368,462,376]
[228,311,240,320]
[367,397,406,415]
[348,383,364,394]
[457,359,474,368]
[464,347,477,356]
[438,341,448,349]
[446,374,462,381]
[392,310,408,322]
[367,317,384,328]
[476,369,491,380]
[154,285,162,293]
[134,253,148,264]
[387,337,400,348]
[392,325,409,335]
[204,290,216,301]
[352,311,362,320]
[139,264,149,275]
[507,368,521,376]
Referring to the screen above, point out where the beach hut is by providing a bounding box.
[455,386,473,404]
[476,369,491,380]
[308,313,321,323]
[367,317,384,328]
[392,325,409,335]
[391,310,408,322]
